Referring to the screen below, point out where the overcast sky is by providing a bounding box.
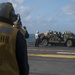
[1,0,75,34]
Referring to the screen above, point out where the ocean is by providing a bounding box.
[26,34,35,42]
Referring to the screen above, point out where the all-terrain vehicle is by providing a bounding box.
[39,30,75,47]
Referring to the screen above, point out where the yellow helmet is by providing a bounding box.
[0,2,16,23]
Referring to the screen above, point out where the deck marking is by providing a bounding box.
[28,49,65,51]
[28,54,75,58]
[57,52,75,55]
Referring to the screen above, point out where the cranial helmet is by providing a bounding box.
[0,2,17,24]
[36,31,39,33]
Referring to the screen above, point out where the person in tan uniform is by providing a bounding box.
[0,2,29,75]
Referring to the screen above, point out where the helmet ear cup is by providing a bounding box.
[9,8,17,23]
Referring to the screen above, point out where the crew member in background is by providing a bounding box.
[0,2,29,75]
[23,26,29,39]
[35,31,39,47]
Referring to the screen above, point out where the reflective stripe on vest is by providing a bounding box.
[0,26,13,34]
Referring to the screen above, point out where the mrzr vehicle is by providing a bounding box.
[39,31,75,47]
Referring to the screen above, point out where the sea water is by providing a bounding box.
[26,34,35,42]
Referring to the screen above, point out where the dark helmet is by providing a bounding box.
[0,2,17,24]
[23,26,26,29]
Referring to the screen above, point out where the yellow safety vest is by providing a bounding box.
[0,22,20,75]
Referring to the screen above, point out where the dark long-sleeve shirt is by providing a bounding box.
[25,30,29,39]
[16,31,29,75]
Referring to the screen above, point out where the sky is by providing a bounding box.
[0,0,75,34]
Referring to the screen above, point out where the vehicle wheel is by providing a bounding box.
[66,40,73,47]
[42,39,48,46]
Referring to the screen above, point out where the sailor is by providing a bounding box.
[0,2,29,75]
